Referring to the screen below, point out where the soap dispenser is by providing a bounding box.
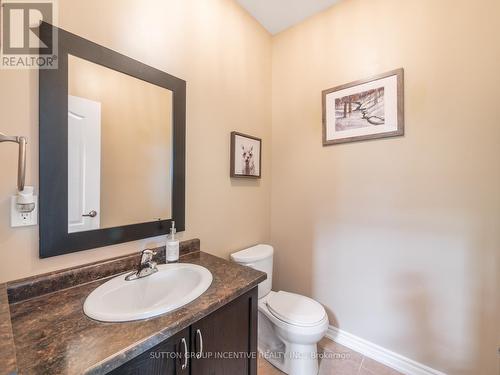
[166,221,180,263]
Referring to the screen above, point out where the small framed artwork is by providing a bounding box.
[230,132,262,178]
[322,68,404,146]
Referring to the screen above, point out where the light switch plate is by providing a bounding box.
[10,195,38,227]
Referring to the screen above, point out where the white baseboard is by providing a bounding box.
[325,326,446,375]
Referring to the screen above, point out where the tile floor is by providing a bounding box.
[258,337,402,375]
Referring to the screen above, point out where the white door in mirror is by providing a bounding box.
[68,95,101,233]
[84,263,213,322]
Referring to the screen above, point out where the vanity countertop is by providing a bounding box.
[2,250,266,375]
[0,284,17,375]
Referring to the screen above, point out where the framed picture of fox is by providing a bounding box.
[230,132,262,178]
[322,68,404,145]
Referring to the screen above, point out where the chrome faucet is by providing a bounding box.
[125,249,158,281]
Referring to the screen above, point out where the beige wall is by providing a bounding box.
[1,0,498,373]
[271,0,500,374]
[69,55,173,228]
[0,0,272,281]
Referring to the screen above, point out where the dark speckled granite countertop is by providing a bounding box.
[0,284,17,375]
[2,250,265,375]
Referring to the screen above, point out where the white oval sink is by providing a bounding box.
[84,263,213,322]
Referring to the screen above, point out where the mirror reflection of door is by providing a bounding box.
[67,55,173,234]
[68,95,101,233]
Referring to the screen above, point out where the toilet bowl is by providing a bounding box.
[231,245,328,375]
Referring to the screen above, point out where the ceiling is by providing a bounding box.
[236,0,341,35]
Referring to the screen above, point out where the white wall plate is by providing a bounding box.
[11,195,38,227]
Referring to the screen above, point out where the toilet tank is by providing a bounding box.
[230,244,273,298]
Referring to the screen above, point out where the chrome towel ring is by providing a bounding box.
[0,132,28,191]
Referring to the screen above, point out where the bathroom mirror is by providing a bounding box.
[67,55,173,233]
[39,23,186,258]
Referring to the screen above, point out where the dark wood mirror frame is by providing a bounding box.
[38,23,186,258]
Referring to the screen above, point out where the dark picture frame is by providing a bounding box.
[230,132,262,179]
[38,23,186,258]
[322,68,404,146]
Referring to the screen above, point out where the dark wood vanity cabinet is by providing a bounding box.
[109,328,191,375]
[190,287,258,375]
[109,288,258,375]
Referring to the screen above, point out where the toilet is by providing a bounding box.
[231,244,328,375]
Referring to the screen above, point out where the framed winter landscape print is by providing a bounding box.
[230,132,262,178]
[322,68,404,146]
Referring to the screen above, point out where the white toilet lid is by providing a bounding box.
[267,291,326,327]
[230,244,273,263]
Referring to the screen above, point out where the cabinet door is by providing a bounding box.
[190,287,258,375]
[108,328,190,375]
